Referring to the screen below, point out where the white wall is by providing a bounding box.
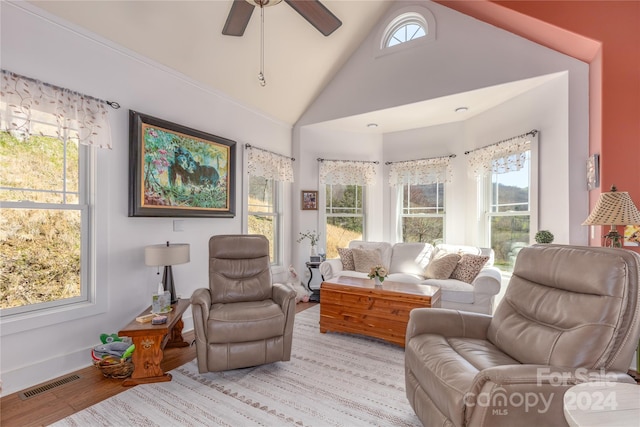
[294,0,588,255]
[0,2,292,396]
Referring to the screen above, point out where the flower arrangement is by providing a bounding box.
[297,230,320,246]
[368,265,388,283]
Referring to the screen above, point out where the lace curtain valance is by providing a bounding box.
[466,132,536,178]
[388,156,452,185]
[246,145,294,182]
[0,70,113,149]
[319,160,377,185]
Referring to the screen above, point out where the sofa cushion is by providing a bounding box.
[351,247,384,273]
[207,300,285,343]
[349,241,392,269]
[436,244,495,267]
[424,252,461,279]
[422,278,475,304]
[389,242,433,275]
[337,247,355,271]
[450,254,490,284]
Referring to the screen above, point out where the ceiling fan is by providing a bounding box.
[222,0,342,37]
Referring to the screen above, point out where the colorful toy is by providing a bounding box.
[100,333,123,344]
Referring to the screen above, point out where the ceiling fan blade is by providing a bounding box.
[284,0,342,36]
[222,0,255,36]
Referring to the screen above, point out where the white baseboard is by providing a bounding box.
[1,346,92,397]
[1,317,195,398]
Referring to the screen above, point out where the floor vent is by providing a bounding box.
[19,374,81,400]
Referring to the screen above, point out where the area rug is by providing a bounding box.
[52,305,420,426]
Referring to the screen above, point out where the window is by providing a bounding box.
[385,14,427,47]
[485,151,531,271]
[378,7,436,53]
[0,70,111,322]
[325,184,365,259]
[247,175,280,264]
[467,131,537,272]
[245,145,293,266]
[400,180,445,245]
[0,131,90,315]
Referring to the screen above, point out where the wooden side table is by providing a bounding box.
[118,298,190,386]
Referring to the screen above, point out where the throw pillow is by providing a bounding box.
[337,247,355,271]
[351,248,384,273]
[424,253,461,279]
[450,254,490,284]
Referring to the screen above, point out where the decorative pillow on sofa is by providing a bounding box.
[424,252,461,279]
[351,248,384,273]
[337,247,355,271]
[450,254,490,284]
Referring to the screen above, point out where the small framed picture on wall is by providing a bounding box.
[301,190,318,210]
[587,154,600,190]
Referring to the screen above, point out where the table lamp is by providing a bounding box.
[582,185,640,248]
[145,241,190,304]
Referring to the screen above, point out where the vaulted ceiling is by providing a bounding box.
[30,0,394,125]
[29,0,555,131]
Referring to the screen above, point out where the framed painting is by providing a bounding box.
[301,190,318,210]
[128,111,236,217]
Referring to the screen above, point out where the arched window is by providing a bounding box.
[383,13,427,48]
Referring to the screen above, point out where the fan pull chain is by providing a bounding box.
[258,5,266,87]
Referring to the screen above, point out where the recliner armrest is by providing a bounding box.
[465,364,636,426]
[272,282,296,307]
[319,259,343,279]
[190,288,212,335]
[406,308,492,341]
[473,364,636,389]
[472,267,502,295]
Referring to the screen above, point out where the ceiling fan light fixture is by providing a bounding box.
[247,0,282,6]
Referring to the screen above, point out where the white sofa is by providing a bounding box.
[319,241,502,314]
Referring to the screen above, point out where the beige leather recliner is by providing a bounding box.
[190,234,296,373]
[405,244,640,427]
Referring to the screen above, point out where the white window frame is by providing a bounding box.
[323,183,367,250]
[375,5,436,57]
[0,134,106,336]
[247,175,282,266]
[481,140,539,252]
[398,180,446,244]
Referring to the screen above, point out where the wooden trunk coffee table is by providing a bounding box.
[319,276,440,347]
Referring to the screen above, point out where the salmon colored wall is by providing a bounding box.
[436,0,640,252]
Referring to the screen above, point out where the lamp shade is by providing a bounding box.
[582,187,640,226]
[145,243,190,266]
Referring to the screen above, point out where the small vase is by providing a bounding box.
[374,276,383,287]
[310,245,318,257]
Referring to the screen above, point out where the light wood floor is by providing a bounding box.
[0,302,317,427]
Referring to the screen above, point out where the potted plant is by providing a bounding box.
[297,230,321,256]
[535,230,554,244]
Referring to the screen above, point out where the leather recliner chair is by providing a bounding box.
[405,244,640,427]
[191,234,296,372]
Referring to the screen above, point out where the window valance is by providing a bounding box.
[246,144,294,182]
[1,70,114,149]
[388,156,453,185]
[466,131,537,178]
[319,159,377,185]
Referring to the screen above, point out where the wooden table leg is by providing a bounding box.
[166,317,189,348]
[122,334,171,386]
